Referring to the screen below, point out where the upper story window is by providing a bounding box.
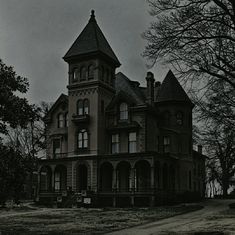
[80,66,86,81]
[129,132,137,153]
[78,129,88,149]
[58,113,64,128]
[73,68,79,81]
[119,102,128,120]
[77,100,83,116]
[176,112,183,125]
[77,99,89,116]
[65,112,68,127]
[84,99,89,115]
[111,134,119,154]
[53,139,61,157]
[163,136,170,153]
[88,64,94,79]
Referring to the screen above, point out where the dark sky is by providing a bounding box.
[0,0,168,104]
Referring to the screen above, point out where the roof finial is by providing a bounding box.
[91,9,95,17]
[89,9,96,22]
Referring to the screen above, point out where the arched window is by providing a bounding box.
[58,113,64,128]
[176,112,183,125]
[119,102,128,120]
[78,129,88,149]
[80,66,86,81]
[73,68,79,80]
[77,99,89,116]
[84,99,89,115]
[88,64,94,79]
[77,100,83,116]
[65,113,68,127]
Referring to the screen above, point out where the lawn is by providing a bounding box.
[0,204,202,235]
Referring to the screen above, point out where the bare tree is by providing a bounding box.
[203,122,235,197]
[143,0,235,91]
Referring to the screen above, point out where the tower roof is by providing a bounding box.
[63,10,120,66]
[156,70,192,104]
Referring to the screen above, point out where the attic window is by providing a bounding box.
[119,102,128,120]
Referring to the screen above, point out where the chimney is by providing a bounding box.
[154,81,161,101]
[146,72,155,105]
[197,145,202,154]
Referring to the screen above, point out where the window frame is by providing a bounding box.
[163,136,170,153]
[176,111,183,126]
[53,138,61,158]
[128,132,137,153]
[88,64,94,79]
[77,129,89,149]
[111,133,119,154]
[73,68,79,81]
[119,102,128,121]
[64,112,68,127]
[80,66,86,81]
[57,113,64,128]
[83,99,89,115]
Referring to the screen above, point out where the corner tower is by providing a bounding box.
[64,10,120,155]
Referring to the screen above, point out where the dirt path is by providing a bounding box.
[107,199,235,235]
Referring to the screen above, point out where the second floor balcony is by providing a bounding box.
[72,114,90,124]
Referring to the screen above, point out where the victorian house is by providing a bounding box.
[38,10,205,206]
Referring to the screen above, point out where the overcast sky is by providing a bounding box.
[0,0,169,104]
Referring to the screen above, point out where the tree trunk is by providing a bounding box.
[222,179,229,198]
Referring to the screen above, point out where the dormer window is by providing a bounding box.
[88,64,94,79]
[78,129,88,149]
[176,112,183,125]
[119,102,128,120]
[80,66,86,81]
[58,113,64,128]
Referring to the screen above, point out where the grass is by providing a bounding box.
[0,204,202,235]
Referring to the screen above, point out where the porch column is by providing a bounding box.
[51,166,55,192]
[151,166,155,191]
[130,167,135,207]
[150,166,155,207]
[112,167,117,191]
